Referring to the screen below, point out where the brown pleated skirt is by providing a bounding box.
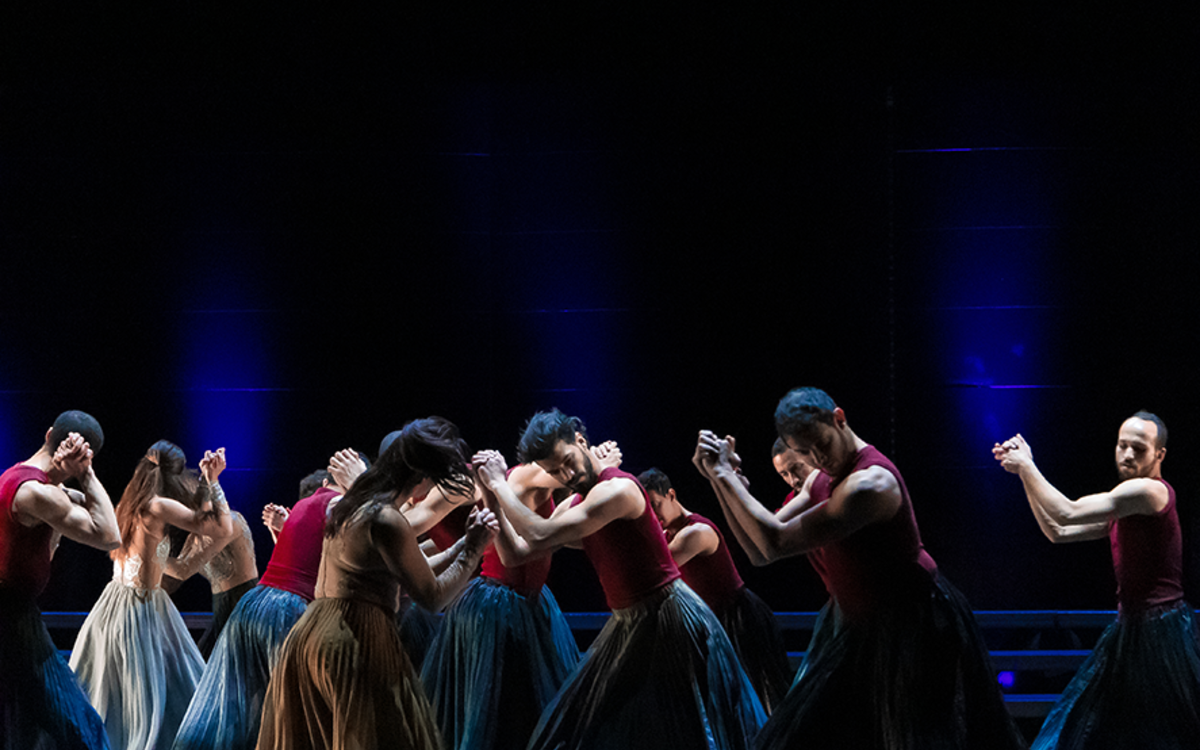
[256,597,443,750]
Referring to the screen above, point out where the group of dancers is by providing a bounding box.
[3,386,1199,749]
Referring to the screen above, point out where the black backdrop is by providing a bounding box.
[4,4,1197,614]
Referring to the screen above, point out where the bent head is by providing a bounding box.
[46,410,105,455]
[774,387,856,477]
[771,438,816,492]
[637,467,677,527]
[1115,412,1167,480]
[518,409,597,495]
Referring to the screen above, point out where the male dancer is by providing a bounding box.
[638,467,791,713]
[995,413,1200,748]
[474,408,764,750]
[1,411,118,750]
[700,387,1024,749]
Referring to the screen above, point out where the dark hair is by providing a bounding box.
[47,410,105,454]
[113,440,204,561]
[326,417,473,538]
[775,387,838,441]
[637,467,673,495]
[298,469,331,499]
[379,430,403,458]
[1131,410,1168,450]
[516,408,588,464]
[771,437,790,458]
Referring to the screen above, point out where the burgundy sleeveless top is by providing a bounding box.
[425,505,470,551]
[0,464,55,598]
[805,445,938,621]
[1109,478,1183,613]
[481,495,555,592]
[257,486,340,601]
[572,467,680,610]
[669,513,744,611]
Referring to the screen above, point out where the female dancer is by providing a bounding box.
[70,441,233,750]
[256,417,497,750]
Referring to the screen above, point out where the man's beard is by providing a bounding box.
[567,463,599,495]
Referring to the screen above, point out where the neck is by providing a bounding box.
[26,447,66,483]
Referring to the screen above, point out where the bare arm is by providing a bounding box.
[667,523,719,567]
[14,435,119,550]
[402,485,475,536]
[702,431,900,561]
[262,503,290,543]
[994,434,1157,542]
[373,505,496,612]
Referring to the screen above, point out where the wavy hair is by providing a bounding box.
[112,440,205,562]
[325,417,473,538]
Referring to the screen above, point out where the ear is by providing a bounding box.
[832,407,847,427]
[1157,446,1167,463]
[575,431,590,449]
[667,488,677,503]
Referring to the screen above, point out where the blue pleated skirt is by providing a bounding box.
[0,591,110,750]
[171,584,309,750]
[528,579,766,750]
[1033,600,1200,750]
[756,575,1026,750]
[715,586,793,715]
[419,577,580,750]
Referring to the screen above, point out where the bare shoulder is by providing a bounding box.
[1112,477,1170,514]
[585,476,643,517]
[12,479,65,524]
[845,465,900,495]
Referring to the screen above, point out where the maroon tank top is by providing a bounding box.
[572,467,680,610]
[0,464,55,598]
[480,495,554,592]
[425,505,470,551]
[670,513,744,611]
[1109,478,1184,613]
[805,445,938,621]
[258,486,340,601]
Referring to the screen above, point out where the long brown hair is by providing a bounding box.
[325,417,473,538]
[112,440,205,561]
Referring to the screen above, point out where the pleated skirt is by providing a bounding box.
[256,597,442,750]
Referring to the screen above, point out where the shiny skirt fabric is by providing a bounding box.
[172,584,309,750]
[0,592,110,750]
[256,597,442,750]
[715,586,793,715]
[69,581,205,750]
[1033,600,1200,750]
[419,577,580,750]
[528,580,766,750]
[756,575,1025,750]
[396,594,442,672]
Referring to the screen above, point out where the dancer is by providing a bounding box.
[475,408,765,750]
[419,460,580,750]
[1,412,118,750]
[770,438,817,506]
[164,509,259,659]
[700,387,1024,749]
[256,417,496,750]
[638,466,791,713]
[995,413,1200,748]
[71,441,233,750]
[172,456,361,750]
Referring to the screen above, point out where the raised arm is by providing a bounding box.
[701,431,900,561]
[14,434,120,550]
[693,434,775,566]
[148,449,234,540]
[262,503,290,543]
[994,434,1158,542]
[374,505,496,612]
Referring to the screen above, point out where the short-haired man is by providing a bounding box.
[700,387,1024,749]
[639,466,792,713]
[995,412,1200,747]
[473,408,765,750]
[1,410,118,749]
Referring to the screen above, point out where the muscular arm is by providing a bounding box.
[667,523,719,568]
[148,482,235,541]
[995,435,1160,543]
[373,506,492,612]
[14,466,120,551]
[402,485,475,536]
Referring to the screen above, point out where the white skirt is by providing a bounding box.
[69,580,205,750]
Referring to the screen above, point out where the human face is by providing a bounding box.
[772,449,815,493]
[646,490,670,527]
[535,435,599,495]
[1115,418,1163,480]
[782,415,853,478]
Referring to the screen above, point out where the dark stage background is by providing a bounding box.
[3,5,1197,615]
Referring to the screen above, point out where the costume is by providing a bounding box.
[0,463,110,750]
[528,467,765,750]
[669,512,792,713]
[420,494,580,750]
[1033,479,1200,749]
[755,445,1024,750]
[194,513,259,659]
[396,508,468,671]
[171,487,340,750]
[69,538,206,750]
[256,598,441,750]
